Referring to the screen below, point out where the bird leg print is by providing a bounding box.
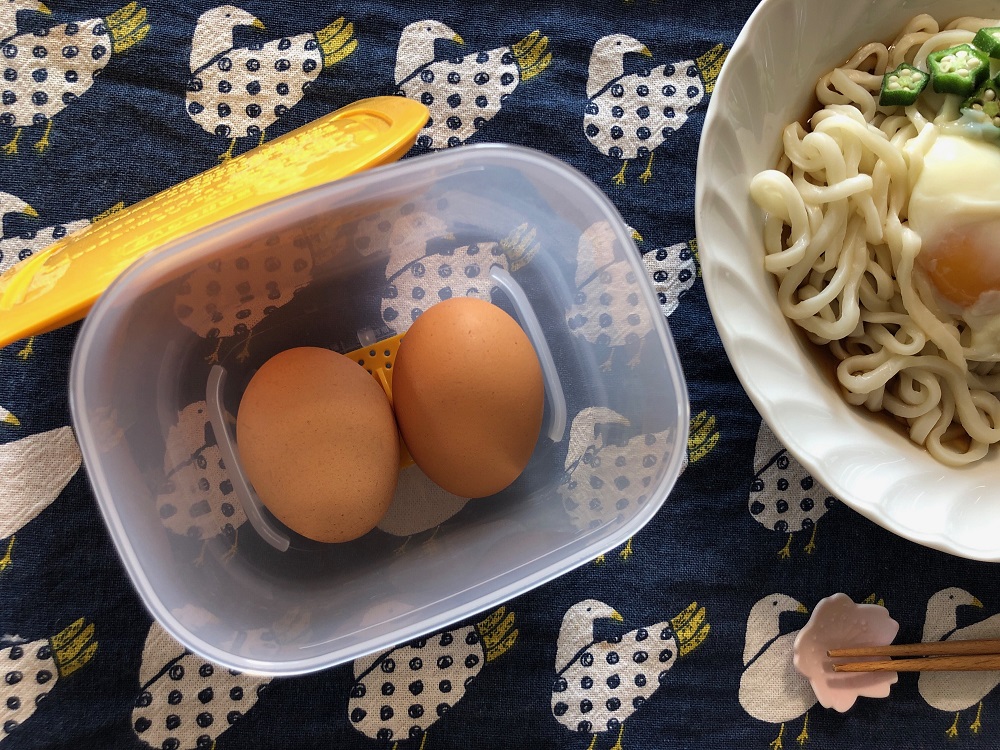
[395,21,552,149]
[0,2,149,155]
[0,617,97,744]
[584,38,726,185]
[920,588,1000,738]
[552,599,709,749]
[739,594,813,750]
[348,606,518,747]
[748,422,838,559]
[186,5,357,161]
[0,425,81,575]
[132,622,271,750]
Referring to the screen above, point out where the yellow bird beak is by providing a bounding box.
[2,410,19,426]
[22,205,39,219]
[452,34,464,45]
[640,46,653,58]
[252,18,266,31]
[972,597,985,608]
[610,610,624,622]
[36,2,52,14]
[630,229,643,243]
[796,603,810,615]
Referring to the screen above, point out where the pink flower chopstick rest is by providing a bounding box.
[793,593,900,712]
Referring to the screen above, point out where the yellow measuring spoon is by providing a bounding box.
[0,96,428,350]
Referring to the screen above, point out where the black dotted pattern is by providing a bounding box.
[348,625,485,740]
[0,218,86,276]
[584,60,704,159]
[0,639,57,736]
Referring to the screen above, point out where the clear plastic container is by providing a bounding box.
[70,144,689,675]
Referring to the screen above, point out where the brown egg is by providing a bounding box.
[236,347,399,543]
[391,297,544,498]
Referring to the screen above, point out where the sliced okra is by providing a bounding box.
[928,43,990,96]
[879,63,929,106]
[973,26,1000,59]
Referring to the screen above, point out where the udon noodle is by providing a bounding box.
[751,14,1000,467]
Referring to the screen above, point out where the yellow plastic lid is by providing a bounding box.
[0,96,428,350]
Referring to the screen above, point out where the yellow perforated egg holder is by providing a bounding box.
[343,332,415,469]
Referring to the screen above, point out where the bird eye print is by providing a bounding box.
[0,2,149,155]
[186,5,358,161]
[552,598,709,749]
[395,20,553,150]
[584,37,727,185]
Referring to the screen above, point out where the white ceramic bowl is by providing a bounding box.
[697,0,1000,561]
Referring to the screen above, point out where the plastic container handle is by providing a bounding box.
[490,266,567,443]
[206,365,291,552]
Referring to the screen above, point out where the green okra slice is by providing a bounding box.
[973,26,1000,59]
[928,44,990,95]
[879,63,929,106]
[962,77,1000,127]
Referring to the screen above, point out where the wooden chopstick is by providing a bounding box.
[828,639,1000,658]
[828,640,1000,672]
[833,655,1000,672]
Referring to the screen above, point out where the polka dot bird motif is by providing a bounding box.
[0,1,50,43]
[348,606,518,746]
[0,2,150,154]
[186,5,358,161]
[584,36,727,185]
[155,401,246,563]
[395,21,552,150]
[566,222,657,371]
[132,622,271,750]
[748,422,838,559]
[0,618,97,743]
[552,599,709,750]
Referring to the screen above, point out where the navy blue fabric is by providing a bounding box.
[4,1,1000,749]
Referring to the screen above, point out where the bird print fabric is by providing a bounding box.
[584,38,726,184]
[6,2,1000,748]
[552,599,708,747]
[132,622,270,750]
[0,618,97,743]
[395,21,552,149]
[0,2,149,154]
[348,607,517,744]
[186,5,357,159]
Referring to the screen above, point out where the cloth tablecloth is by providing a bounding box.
[2,0,999,748]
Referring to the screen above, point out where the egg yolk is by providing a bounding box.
[908,134,1000,311]
[916,224,1000,309]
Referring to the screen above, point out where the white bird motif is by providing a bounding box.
[749,422,838,558]
[347,607,518,746]
[132,621,270,750]
[738,594,813,750]
[155,401,246,563]
[0,618,97,743]
[552,598,708,750]
[584,36,726,185]
[186,5,357,161]
[0,192,37,249]
[566,221,654,370]
[919,587,1000,738]
[173,227,314,363]
[560,406,678,562]
[0,2,149,154]
[0,425,81,573]
[395,20,551,150]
